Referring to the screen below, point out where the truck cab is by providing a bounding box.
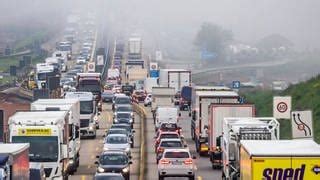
[35,63,55,89]
[65,92,97,139]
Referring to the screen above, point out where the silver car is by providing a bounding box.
[158,149,196,180]
[103,134,131,156]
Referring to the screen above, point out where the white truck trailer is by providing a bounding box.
[144,77,158,94]
[36,63,55,89]
[151,87,176,122]
[9,111,70,179]
[30,99,81,173]
[159,69,191,92]
[190,86,241,156]
[0,143,30,180]
[65,92,97,138]
[222,117,280,179]
[128,37,142,59]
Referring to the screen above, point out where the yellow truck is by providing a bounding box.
[240,140,320,180]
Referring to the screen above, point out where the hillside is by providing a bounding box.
[242,75,320,143]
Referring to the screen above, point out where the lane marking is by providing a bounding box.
[197,176,203,180]
[81,176,86,180]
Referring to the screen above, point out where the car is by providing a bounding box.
[113,95,131,110]
[60,77,73,86]
[114,105,134,122]
[76,56,86,64]
[144,94,152,107]
[157,123,181,135]
[105,128,133,148]
[113,112,134,128]
[158,149,196,180]
[111,124,135,147]
[154,131,181,152]
[156,138,186,163]
[94,173,125,180]
[95,151,132,180]
[66,71,77,80]
[103,134,131,156]
[132,90,146,102]
[73,64,84,71]
[102,91,114,102]
[174,92,181,105]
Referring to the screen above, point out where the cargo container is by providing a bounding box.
[159,69,191,92]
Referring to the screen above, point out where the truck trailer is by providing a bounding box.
[151,87,176,122]
[222,117,280,179]
[0,143,30,180]
[159,69,191,92]
[240,140,320,180]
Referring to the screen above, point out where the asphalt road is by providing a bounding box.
[70,103,141,180]
[143,105,221,180]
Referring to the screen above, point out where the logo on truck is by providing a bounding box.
[263,164,306,180]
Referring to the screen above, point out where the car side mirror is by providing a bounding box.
[96,155,100,158]
[184,144,188,148]
[94,161,99,165]
[97,112,101,115]
[192,156,197,159]
[132,130,136,133]
[129,156,132,159]
[178,113,181,117]
[129,161,133,164]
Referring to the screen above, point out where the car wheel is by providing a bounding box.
[189,175,195,180]
[144,104,147,107]
[158,174,164,180]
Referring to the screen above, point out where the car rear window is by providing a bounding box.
[164,151,190,158]
[160,141,182,147]
[160,134,179,139]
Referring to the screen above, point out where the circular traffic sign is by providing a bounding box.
[89,64,94,69]
[277,102,288,113]
[151,64,156,70]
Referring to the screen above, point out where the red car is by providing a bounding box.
[132,90,146,102]
[154,131,181,152]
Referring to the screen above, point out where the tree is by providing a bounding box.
[194,22,233,59]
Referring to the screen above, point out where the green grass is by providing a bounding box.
[242,75,320,143]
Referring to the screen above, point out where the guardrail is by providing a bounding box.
[132,103,147,180]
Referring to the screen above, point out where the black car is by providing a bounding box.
[102,91,114,102]
[113,96,131,110]
[113,112,133,128]
[94,173,125,180]
[111,124,135,147]
[95,151,132,180]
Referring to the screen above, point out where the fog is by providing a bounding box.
[1,0,320,50]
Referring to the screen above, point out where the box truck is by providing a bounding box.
[151,87,175,122]
[0,143,30,180]
[222,117,280,179]
[128,37,142,59]
[159,69,191,92]
[144,77,158,94]
[240,140,320,180]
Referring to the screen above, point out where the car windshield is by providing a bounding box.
[160,124,178,131]
[100,154,128,165]
[108,129,127,135]
[106,136,128,144]
[112,125,131,132]
[12,136,59,162]
[117,113,131,119]
[80,119,90,128]
[116,106,132,112]
[115,97,131,104]
[160,141,182,148]
[80,101,94,114]
[164,152,190,159]
[160,134,179,139]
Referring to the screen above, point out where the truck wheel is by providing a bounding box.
[189,175,195,180]
[222,171,226,180]
[158,174,164,180]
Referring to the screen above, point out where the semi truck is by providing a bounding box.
[65,92,97,138]
[9,111,71,179]
[127,68,148,83]
[128,37,142,59]
[159,69,191,92]
[222,117,280,179]
[76,73,102,111]
[208,104,255,167]
[52,51,68,72]
[190,86,240,156]
[239,140,320,180]
[30,99,81,173]
[0,143,30,180]
[36,63,55,89]
[151,87,175,120]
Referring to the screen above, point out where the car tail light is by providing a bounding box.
[157,147,164,153]
[160,158,170,164]
[184,158,193,165]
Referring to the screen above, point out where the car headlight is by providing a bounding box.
[131,112,133,116]
[125,147,130,152]
[129,119,133,123]
[122,167,129,173]
[114,119,118,123]
[89,126,94,131]
[94,116,98,121]
[97,167,104,173]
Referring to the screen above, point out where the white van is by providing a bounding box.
[155,107,180,130]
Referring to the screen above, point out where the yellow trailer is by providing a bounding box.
[240,140,320,180]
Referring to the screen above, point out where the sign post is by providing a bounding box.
[273,96,291,119]
[291,110,313,139]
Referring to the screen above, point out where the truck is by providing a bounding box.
[151,87,175,120]
[159,69,191,92]
[107,68,120,85]
[127,68,148,83]
[0,143,30,180]
[35,63,55,89]
[179,86,192,111]
[30,99,81,173]
[209,104,256,167]
[239,140,320,180]
[76,73,102,111]
[57,41,72,60]
[65,92,97,139]
[45,57,61,74]
[128,37,142,59]
[144,77,158,94]
[9,111,71,179]
[222,117,280,179]
[155,107,179,130]
[190,86,240,156]
[52,51,68,72]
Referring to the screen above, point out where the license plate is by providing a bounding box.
[172,161,182,165]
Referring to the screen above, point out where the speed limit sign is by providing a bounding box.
[273,96,291,119]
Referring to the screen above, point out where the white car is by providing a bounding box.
[76,56,86,64]
[158,149,196,180]
[103,134,131,156]
[144,94,152,107]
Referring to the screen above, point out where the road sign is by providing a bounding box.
[150,62,158,71]
[200,50,216,60]
[97,55,104,66]
[291,110,313,139]
[232,81,240,89]
[273,96,291,119]
[88,62,95,72]
[150,70,159,78]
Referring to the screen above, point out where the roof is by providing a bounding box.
[0,88,33,103]
[106,134,127,137]
[160,138,182,142]
[65,92,93,100]
[241,140,320,156]
[33,98,79,105]
[9,111,68,124]
[196,90,239,97]
[194,86,231,91]
[0,143,29,154]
